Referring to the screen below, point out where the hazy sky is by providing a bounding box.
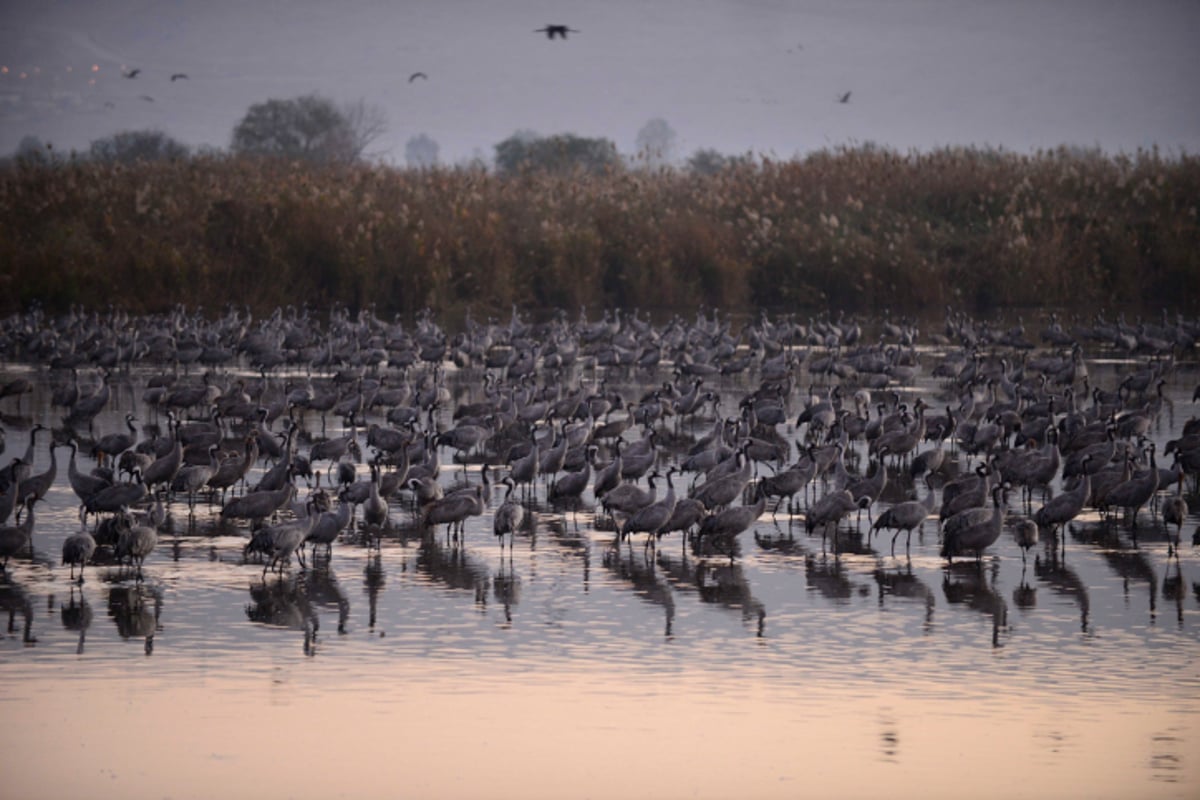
[1,0,1198,164]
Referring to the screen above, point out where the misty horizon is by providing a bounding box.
[1,0,1198,166]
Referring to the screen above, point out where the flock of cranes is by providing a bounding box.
[0,304,1197,592]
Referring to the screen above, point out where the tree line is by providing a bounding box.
[8,93,728,173]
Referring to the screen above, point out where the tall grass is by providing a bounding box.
[1,145,1196,317]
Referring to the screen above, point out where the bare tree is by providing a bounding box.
[231,94,386,164]
[494,131,620,175]
[13,135,55,165]
[341,99,389,161]
[635,118,677,166]
[405,133,439,168]
[89,130,189,164]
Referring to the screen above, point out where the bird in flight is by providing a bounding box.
[139,95,155,102]
[535,25,579,39]
[408,72,428,83]
[837,91,852,103]
[170,73,189,81]
[123,68,141,79]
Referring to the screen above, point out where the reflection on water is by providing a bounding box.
[874,563,936,632]
[942,560,1009,648]
[602,544,675,637]
[0,330,1198,798]
[1034,549,1092,634]
[59,586,92,654]
[0,575,36,645]
[108,583,161,655]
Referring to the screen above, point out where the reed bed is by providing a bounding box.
[1,145,1196,316]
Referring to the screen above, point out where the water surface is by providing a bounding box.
[1,341,1198,799]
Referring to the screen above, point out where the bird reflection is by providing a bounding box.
[874,563,935,631]
[493,558,521,625]
[416,535,490,607]
[1094,536,1159,621]
[754,526,808,557]
[1162,559,1185,627]
[363,553,386,632]
[305,565,350,635]
[879,710,899,763]
[0,575,36,644]
[108,584,161,655]
[805,551,873,604]
[543,516,591,591]
[657,551,765,635]
[1034,550,1091,634]
[942,560,1008,647]
[689,529,743,561]
[1075,520,1156,618]
[602,546,675,638]
[1012,567,1037,611]
[246,574,326,654]
[60,587,92,654]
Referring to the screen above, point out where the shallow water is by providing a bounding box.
[1,348,1199,799]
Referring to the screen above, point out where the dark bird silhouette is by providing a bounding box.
[170,73,188,81]
[535,25,579,39]
[408,72,428,83]
[838,91,852,103]
[139,95,155,103]
[123,68,141,79]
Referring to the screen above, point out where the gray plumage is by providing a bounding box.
[872,483,937,555]
[221,482,296,525]
[66,443,109,505]
[1012,516,1038,564]
[657,497,706,539]
[1034,459,1091,536]
[690,453,751,511]
[0,458,22,525]
[423,484,485,538]
[140,431,182,494]
[62,528,97,582]
[621,470,678,542]
[0,497,36,571]
[601,472,659,517]
[17,443,59,506]
[493,478,525,549]
[306,495,353,559]
[262,514,316,575]
[114,512,158,576]
[805,488,857,537]
[83,475,148,519]
[1103,444,1159,526]
[697,488,766,540]
[361,466,390,530]
[941,485,1006,562]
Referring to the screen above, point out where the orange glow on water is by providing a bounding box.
[2,661,1196,800]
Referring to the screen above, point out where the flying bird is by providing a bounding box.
[837,91,852,103]
[139,95,155,102]
[408,71,428,83]
[170,73,189,81]
[535,25,579,39]
[123,68,141,79]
